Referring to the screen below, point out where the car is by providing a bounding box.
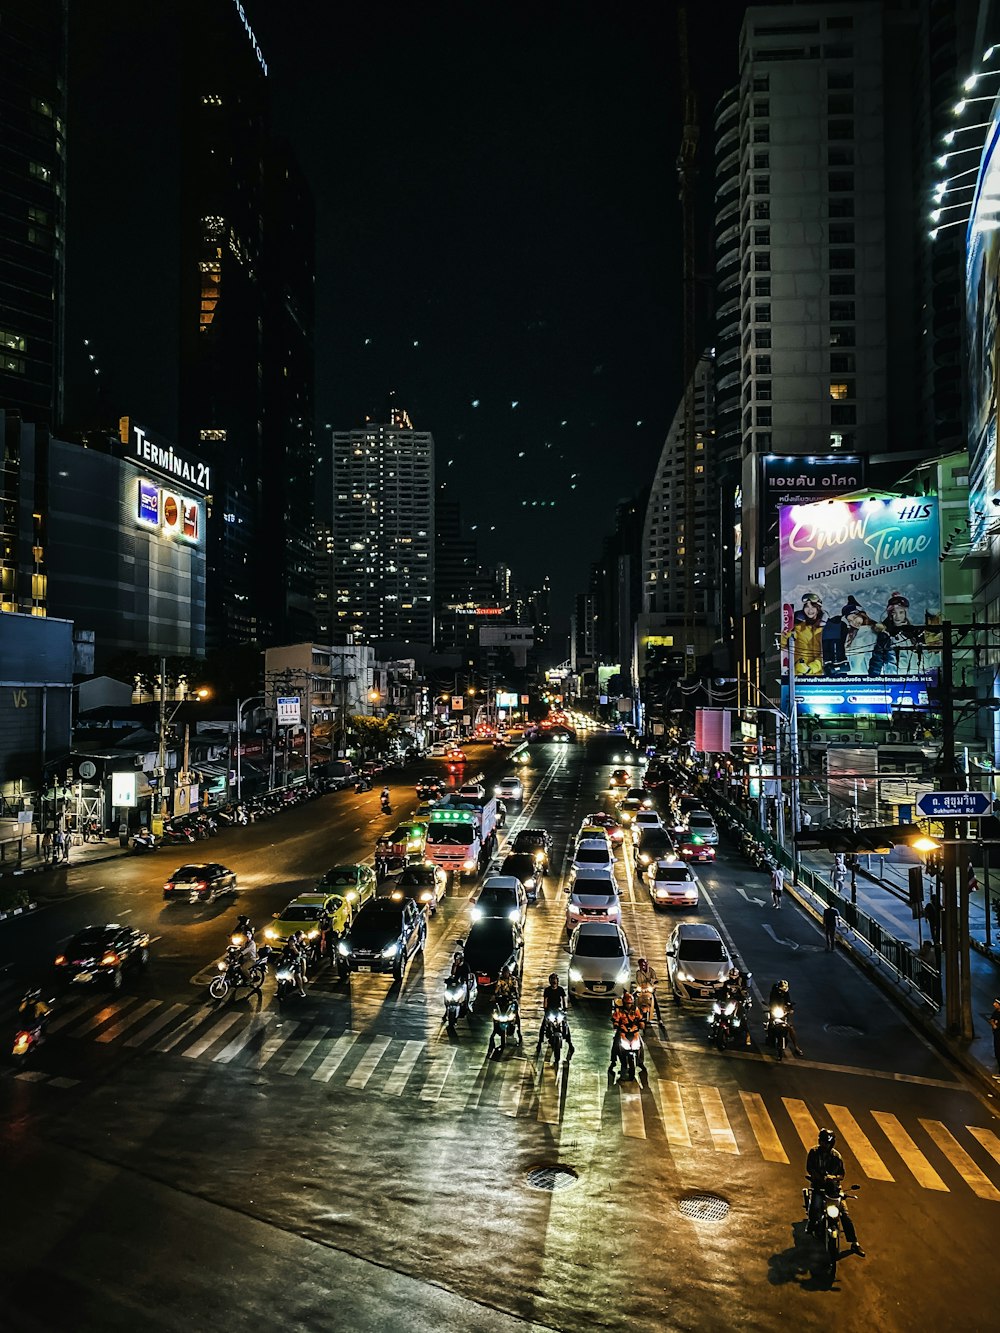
[459,782,486,800]
[361,759,384,777]
[263,892,353,948]
[625,786,654,809]
[448,749,469,769]
[686,811,719,846]
[415,776,445,801]
[609,768,631,788]
[565,881,622,932]
[567,922,630,999]
[646,859,700,909]
[666,922,733,1003]
[430,741,453,757]
[463,918,524,988]
[617,796,644,824]
[580,811,625,844]
[577,821,613,848]
[568,838,616,882]
[163,862,237,903]
[678,835,716,863]
[395,862,447,914]
[415,801,437,819]
[629,809,664,842]
[499,852,542,901]
[471,875,527,926]
[495,776,524,802]
[54,924,150,991]
[337,896,426,980]
[512,828,552,873]
[315,864,378,908]
[634,827,675,871]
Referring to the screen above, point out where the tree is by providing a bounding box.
[347,714,399,757]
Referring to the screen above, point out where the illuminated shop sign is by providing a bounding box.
[136,480,200,545]
[762,455,865,520]
[119,416,211,495]
[233,0,267,75]
[792,675,936,719]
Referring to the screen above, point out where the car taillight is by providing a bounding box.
[165,883,174,891]
[101,952,120,967]
[198,881,207,890]
[54,955,67,966]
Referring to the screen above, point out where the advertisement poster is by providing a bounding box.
[761,454,865,522]
[778,497,941,695]
[967,109,1000,547]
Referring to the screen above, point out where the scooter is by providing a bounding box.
[209,945,264,1000]
[708,998,741,1050]
[541,1009,570,1063]
[765,1003,790,1060]
[803,1178,861,1277]
[132,829,159,853]
[443,974,478,1033]
[380,798,393,816]
[615,1031,645,1080]
[12,1012,49,1066]
[489,1004,520,1056]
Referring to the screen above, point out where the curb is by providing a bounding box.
[1,847,130,881]
[785,871,1000,1101]
[0,901,38,923]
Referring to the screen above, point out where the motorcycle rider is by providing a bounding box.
[806,1128,865,1256]
[635,956,659,1028]
[768,978,804,1057]
[317,908,337,962]
[492,964,522,1046]
[380,785,391,812]
[281,932,307,997]
[18,988,52,1031]
[443,949,476,1019]
[535,972,575,1057]
[720,966,752,1046]
[609,990,645,1073]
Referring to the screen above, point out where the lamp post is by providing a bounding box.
[235,696,265,803]
[154,659,207,834]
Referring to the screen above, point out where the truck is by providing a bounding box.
[425,795,498,880]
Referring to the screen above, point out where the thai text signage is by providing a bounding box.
[762,455,865,520]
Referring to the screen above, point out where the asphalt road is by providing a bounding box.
[2,736,998,1332]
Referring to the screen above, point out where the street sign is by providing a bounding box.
[276,696,301,726]
[915,790,992,818]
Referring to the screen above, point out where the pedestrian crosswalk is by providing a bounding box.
[28,990,1000,1202]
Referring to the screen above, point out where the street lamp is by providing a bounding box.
[235,696,265,803]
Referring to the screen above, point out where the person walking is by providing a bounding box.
[41,829,52,863]
[831,853,846,894]
[53,828,65,863]
[990,998,1000,1079]
[923,897,941,948]
[770,862,784,909]
[823,903,839,950]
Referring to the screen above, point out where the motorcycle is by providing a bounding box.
[132,829,159,854]
[541,1009,569,1063]
[708,997,742,1050]
[12,1018,47,1066]
[443,975,478,1033]
[380,798,393,816]
[635,980,657,1029]
[489,1004,520,1055]
[803,1178,861,1277]
[765,1002,790,1060]
[616,1030,645,1080]
[161,825,196,847]
[275,957,302,1002]
[209,945,264,1000]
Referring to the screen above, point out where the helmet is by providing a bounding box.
[623,991,636,1008]
[818,1128,836,1150]
[638,957,648,970]
[776,979,788,993]
[729,967,741,982]
[548,973,559,986]
[500,965,511,980]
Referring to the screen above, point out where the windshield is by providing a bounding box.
[576,848,610,864]
[280,905,321,922]
[689,815,714,828]
[399,869,434,886]
[320,870,357,887]
[655,867,692,883]
[678,939,726,961]
[350,907,403,942]
[573,935,625,958]
[73,928,113,947]
[639,832,671,849]
[172,865,207,879]
[514,833,545,850]
[427,825,475,846]
[501,856,534,877]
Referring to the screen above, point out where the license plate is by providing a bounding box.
[591,983,608,993]
[356,964,371,973]
[73,972,93,984]
[700,988,713,997]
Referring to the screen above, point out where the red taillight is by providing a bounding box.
[165,883,174,891]
[197,881,207,890]
[13,1033,30,1055]
[101,952,120,967]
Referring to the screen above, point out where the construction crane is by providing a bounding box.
[676,3,700,674]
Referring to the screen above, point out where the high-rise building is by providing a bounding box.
[331,411,434,643]
[65,0,315,651]
[0,0,67,426]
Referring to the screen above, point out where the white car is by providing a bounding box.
[567,922,631,999]
[430,741,453,757]
[630,809,664,842]
[666,922,733,1004]
[565,879,622,933]
[567,840,617,890]
[686,811,719,846]
[646,859,700,909]
[471,875,527,926]
[495,776,524,802]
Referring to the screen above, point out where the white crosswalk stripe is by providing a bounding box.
[214,1013,274,1064]
[182,1011,243,1060]
[96,1000,161,1044]
[312,1031,358,1083]
[280,1026,328,1076]
[347,1036,392,1089]
[383,1040,423,1096]
[125,1003,187,1047]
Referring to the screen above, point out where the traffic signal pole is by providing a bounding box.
[939,623,974,1040]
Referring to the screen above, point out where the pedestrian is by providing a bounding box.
[823,903,839,950]
[923,897,941,947]
[991,999,1000,1079]
[41,829,52,863]
[800,806,813,828]
[831,852,846,893]
[62,829,72,862]
[53,828,64,863]
[770,863,784,909]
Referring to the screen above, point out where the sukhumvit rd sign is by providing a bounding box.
[119,417,212,496]
[778,497,941,688]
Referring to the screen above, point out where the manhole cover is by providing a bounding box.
[525,1164,579,1192]
[678,1192,730,1223]
[825,1023,864,1037]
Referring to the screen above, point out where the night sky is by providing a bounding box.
[251,1,745,636]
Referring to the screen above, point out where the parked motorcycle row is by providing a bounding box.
[131,784,324,853]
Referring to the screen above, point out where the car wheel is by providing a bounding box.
[110,968,123,992]
[393,955,406,983]
[139,946,149,967]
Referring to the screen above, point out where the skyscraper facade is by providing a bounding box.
[331,411,434,643]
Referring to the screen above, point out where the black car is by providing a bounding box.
[163,862,238,903]
[338,896,426,981]
[499,853,542,901]
[462,918,524,988]
[54,924,150,991]
[415,776,445,801]
[511,827,552,873]
[634,828,675,871]
[395,863,447,914]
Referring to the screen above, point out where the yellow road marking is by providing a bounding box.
[699,1085,739,1154]
[920,1120,1000,1202]
[871,1112,948,1191]
[967,1125,1000,1169]
[740,1091,788,1164]
[825,1105,894,1182]
[782,1097,819,1151]
[658,1078,691,1146]
[620,1083,646,1139]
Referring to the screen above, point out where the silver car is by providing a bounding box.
[666,922,733,1003]
[567,922,631,999]
[646,858,700,909]
[686,811,719,846]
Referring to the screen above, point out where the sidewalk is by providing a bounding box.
[0,833,130,883]
[795,843,1000,1092]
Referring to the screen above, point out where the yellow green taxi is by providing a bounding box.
[263,892,353,946]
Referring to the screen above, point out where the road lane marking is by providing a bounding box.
[183,1011,242,1059]
[49,1076,80,1088]
[312,1031,358,1083]
[384,1040,424,1096]
[347,1035,392,1088]
[96,1000,161,1043]
[699,1085,738,1154]
[919,1120,1000,1202]
[825,1105,894,1181]
[254,1022,303,1068]
[15,1069,47,1081]
[154,1006,216,1054]
[125,1003,186,1047]
[47,998,103,1034]
[419,1047,457,1100]
[535,1063,561,1123]
[967,1125,1000,1168]
[740,1092,789,1164]
[463,1055,498,1110]
[214,1014,274,1063]
[493,1060,530,1117]
[72,999,137,1037]
[657,1078,692,1146]
[871,1111,948,1191]
[783,1097,820,1151]
[280,1025,328,1075]
[560,1070,604,1141]
[620,1082,646,1139]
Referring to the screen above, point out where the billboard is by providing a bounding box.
[761,455,865,522]
[967,106,1000,548]
[778,497,941,702]
[496,691,518,710]
[793,677,934,719]
[136,479,200,545]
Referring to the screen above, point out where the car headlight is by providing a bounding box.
[639,853,651,864]
[471,906,483,921]
[263,928,276,940]
[656,888,668,898]
[678,970,693,982]
[525,877,535,889]
[382,942,400,959]
[616,963,630,983]
[508,909,519,922]
[569,967,583,982]
[463,859,477,871]
[608,906,620,918]
[337,941,351,956]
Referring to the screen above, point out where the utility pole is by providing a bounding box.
[676,3,699,673]
[156,656,168,835]
[939,623,963,1037]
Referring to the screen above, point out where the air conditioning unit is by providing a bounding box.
[885,731,903,743]
[853,733,866,744]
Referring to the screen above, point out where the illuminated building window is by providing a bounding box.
[1,355,25,374]
[199,428,227,441]
[829,381,852,400]
[199,262,221,330]
[0,328,26,352]
[29,161,51,182]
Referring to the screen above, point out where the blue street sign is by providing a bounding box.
[915,791,992,818]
